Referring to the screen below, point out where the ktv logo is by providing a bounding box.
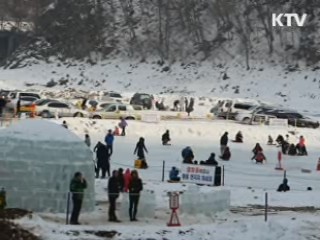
[272,13,308,27]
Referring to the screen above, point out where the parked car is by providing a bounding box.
[237,106,319,128]
[130,93,153,109]
[99,91,123,103]
[236,106,277,124]
[5,91,41,111]
[20,99,59,113]
[210,99,258,120]
[90,103,139,120]
[36,101,88,118]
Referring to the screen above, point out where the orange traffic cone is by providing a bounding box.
[275,151,284,170]
[316,158,320,171]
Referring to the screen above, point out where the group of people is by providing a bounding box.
[69,168,143,224]
[268,134,308,156]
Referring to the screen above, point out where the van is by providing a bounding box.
[210,99,258,120]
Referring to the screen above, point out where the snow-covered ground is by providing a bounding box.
[6,117,320,240]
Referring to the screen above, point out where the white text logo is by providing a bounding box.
[272,13,307,27]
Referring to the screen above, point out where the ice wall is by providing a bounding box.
[119,190,156,219]
[0,119,95,213]
[180,185,230,216]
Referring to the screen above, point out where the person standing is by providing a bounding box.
[94,142,110,178]
[128,170,143,221]
[134,137,148,160]
[220,132,228,155]
[124,168,131,192]
[119,117,128,136]
[16,97,21,117]
[0,96,6,117]
[108,170,120,222]
[117,168,125,192]
[84,134,91,148]
[69,172,87,225]
[105,129,114,156]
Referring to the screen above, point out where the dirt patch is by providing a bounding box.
[231,205,320,216]
[84,230,118,238]
[0,208,32,220]
[0,220,40,240]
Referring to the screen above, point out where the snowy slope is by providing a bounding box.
[1,59,320,114]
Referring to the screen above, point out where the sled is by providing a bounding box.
[134,159,148,169]
[231,140,243,143]
[301,168,311,173]
[167,180,181,183]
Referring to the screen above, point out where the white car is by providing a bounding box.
[90,103,140,120]
[236,106,277,124]
[5,91,41,111]
[36,101,88,118]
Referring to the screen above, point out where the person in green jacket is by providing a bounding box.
[70,172,87,225]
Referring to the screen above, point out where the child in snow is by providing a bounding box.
[296,136,308,156]
[119,117,128,136]
[114,126,120,136]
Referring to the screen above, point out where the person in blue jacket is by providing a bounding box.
[105,129,114,156]
[182,146,194,164]
[169,167,180,181]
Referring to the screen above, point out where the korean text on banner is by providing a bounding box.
[180,164,215,185]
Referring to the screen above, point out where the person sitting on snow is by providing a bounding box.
[182,146,194,164]
[113,126,120,136]
[220,147,231,161]
[62,120,68,129]
[234,131,243,143]
[277,178,290,192]
[276,135,285,146]
[162,130,171,145]
[296,136,308,156]
[169,167,180,181]
[200,153,218,165]
[254,150,266,164]
[251,143,263,160]
[267,135,274,145]
[203,153,218,166]
[288,143,297,156]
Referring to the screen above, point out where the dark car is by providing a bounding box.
[258,109,319,128]
[130,93,153,109]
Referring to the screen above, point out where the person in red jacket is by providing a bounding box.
[254,150,266,164]
[128,170,143,221]
[296,136,308,155]
[251,143,263,160]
